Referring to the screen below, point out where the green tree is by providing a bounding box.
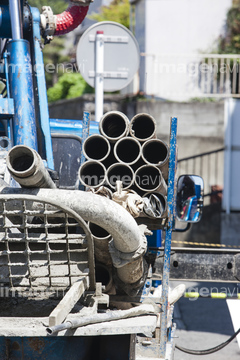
[89,0,130,29]
[29,0,69,87]
[47,73,94,103]
[219,3,240,53]
[28,0,67,14]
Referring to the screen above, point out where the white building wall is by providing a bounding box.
[135,0,232,100]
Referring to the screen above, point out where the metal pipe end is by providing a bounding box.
[130,113,156,142]
[106,163,134,190]
[142,139,169,165]
[79,160,106,188]
[135,164,163,193]
[99,111,129,142]
[6,145,38,178]
[114,137,141,165]
[83,134,111,162]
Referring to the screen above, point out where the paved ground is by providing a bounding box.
[171,281,240,360]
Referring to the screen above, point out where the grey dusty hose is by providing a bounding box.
[99,111,129,142]
[6,145,56,189]
[46,302,159,335]
[79,160,106,188]
[83,134,111,162]
[0,185,144,254]
[130,113,156,142]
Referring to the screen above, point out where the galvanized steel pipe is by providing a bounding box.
[79,160,106,188]
[6,145,56,188]
[95,263,113,293]
[99,111,129,142]
[114,137,141,166]
[89,222,112,265]
[135,164,167,195]
[83,134,111,162]
[106,163,134,190]
[142,139,169,180]
[130,113,156,142]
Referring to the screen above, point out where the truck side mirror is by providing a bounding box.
[176,175,204,223]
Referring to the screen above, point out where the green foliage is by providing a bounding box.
[28,0,69,88]
[89,0,130,29]
[219,5,240,54]
[43,37,70,88]
[47,73,94,103]
[27,0,67,14]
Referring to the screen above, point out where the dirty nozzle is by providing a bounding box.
[6,145,56,188]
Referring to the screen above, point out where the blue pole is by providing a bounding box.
[3,51,13,140]
[6,40,38,150]
[80,111,90,165]
[159,117,177,357]
[31,7,54,169]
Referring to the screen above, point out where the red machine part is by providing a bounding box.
[55,4,89,35]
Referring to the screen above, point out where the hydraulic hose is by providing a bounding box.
[55,3,89,36]
[176,327,240,355]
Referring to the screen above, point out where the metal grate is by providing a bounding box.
[0,194,95,292]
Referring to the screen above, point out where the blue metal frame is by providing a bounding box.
[159,117,178,357]
[31,7,54,169]
[50,119,99,138]
[80,111,91,165]
[6,39,38,150]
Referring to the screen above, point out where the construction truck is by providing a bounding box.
[1,1,238,360]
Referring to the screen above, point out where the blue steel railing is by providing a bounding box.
[159,117,178,357]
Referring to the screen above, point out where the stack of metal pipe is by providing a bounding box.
[79,111,169,219]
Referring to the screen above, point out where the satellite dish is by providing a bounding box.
[76,21,140,92]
